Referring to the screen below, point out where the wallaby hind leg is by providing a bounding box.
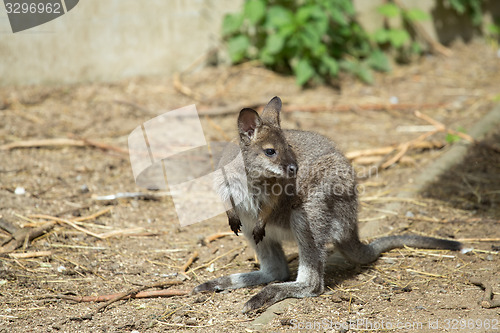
[243,212,327,311]
[194,233,289,293]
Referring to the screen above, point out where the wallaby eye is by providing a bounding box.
[264,148,277,157]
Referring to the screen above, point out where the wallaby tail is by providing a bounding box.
[339,235,462,265]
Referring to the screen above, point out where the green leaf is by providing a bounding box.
[330,9,348,26]
[448,0,466,14]
[366,50,390,72]
[266,6,294,28]
[373,29,390,43]
[377,3,400,18]
[265,33,286,55]
[411,41,422,54]
[322,56,339,76]
[355,64,374,84]
[244,0,266,24]
[487,24,500,35]
[259,49,275,65]
[388,29,410,48]
[446,133,461,144]
[294,58,315,86]
[222,13,244,36]
[404,9,430,22]
[227,35,250,63]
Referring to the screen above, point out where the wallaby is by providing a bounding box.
[194,96,462,312]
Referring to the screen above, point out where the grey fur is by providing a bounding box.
[193,96,462,312]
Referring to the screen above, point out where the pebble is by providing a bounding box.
[14,187,25,195]
[185,318,197,326]
[405,211,415,218]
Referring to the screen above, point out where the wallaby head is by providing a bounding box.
[237,96,297,180]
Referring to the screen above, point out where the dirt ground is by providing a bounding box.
[1,40,500,332]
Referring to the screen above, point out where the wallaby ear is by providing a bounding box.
[238,108,262,140]
[261,96,282,127]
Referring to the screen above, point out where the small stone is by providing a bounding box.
[14,187,25,195]
[389,96,399,104]
[185,318,197,326]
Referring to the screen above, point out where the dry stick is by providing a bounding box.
[180,251,199,272]
[70,280,186,320]
[0,222,56,253]
[0,137,128,155]
[456,237,500,242]
[72,207,113,222]
[414,110,476,143]
[94,280,184,313]
[173,72,206,102]
[58,289,188,303]
[197,101,448,117]
[345,140,444,160]
[392,0,453,57]
[29,214,104,239]
[0,138,85,151]
[378,129,439,170]
[9,251,52,259]
[204,232,234,244]
[283,102,449,113]
[469,279,500,308]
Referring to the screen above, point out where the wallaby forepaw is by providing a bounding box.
[229,217,242,236]
[252,226,265,244]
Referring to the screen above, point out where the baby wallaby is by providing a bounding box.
[194,96,462,312]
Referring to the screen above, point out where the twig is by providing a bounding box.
[204,232,234,244]
[469,279,500,308]
[189,246,246,273]
[0,137,128,155]
[29,214,104,239]
[98,227,147,239]
[415,110,476,143]
[66,280,187,320]
[173,72,206,102]
[59,289,188,303]
[0,138,85,151]
[0,222,56,254]
[345,140,444,160]
[284,102,449,113]
[180,251,199,272]
[456,237,500,242]
[197,101,448,117]
[9,251,52,259]
[71,207,113,222]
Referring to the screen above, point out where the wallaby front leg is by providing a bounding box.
[193,237,289,293]
[243,218,326,311]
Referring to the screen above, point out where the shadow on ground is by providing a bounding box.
[423,130,500,217]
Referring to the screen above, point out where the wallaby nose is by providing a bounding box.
[286,163,298,177]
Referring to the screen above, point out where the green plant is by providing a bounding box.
[446,0,483,26]
[373,3,430,58]
[446,126,467,144]
[222,0,390,85]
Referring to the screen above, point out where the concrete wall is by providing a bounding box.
[1,0,499,86]
[0,0,243,86]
